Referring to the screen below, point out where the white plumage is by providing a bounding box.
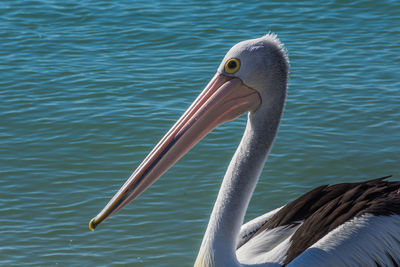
[289,214,400,266]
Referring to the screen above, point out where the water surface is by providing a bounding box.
[1,0,399,266]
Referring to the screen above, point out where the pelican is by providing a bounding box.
[89,34,400,266]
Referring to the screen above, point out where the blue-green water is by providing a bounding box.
[1,0,399,266]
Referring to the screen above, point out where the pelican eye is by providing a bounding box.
[224,58,240,74]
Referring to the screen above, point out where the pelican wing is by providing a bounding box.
[236,177,400,265]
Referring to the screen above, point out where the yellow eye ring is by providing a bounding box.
[224,58,240,74]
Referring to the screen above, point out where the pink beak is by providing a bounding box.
[89,73,261,230]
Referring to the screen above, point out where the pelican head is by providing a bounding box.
[218,34,288,99]
[89,34,288,231]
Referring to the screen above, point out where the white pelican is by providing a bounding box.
[89,34,400,266]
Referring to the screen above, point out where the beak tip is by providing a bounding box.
[89,218,97,231]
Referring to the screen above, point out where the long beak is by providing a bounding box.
[89,73,261,230]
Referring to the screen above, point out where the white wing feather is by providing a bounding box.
[237,207,283,249]
[288,214,400,266]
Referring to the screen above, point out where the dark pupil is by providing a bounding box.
[228,60,237,69]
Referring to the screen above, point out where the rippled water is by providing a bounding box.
[1,0,399,265]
